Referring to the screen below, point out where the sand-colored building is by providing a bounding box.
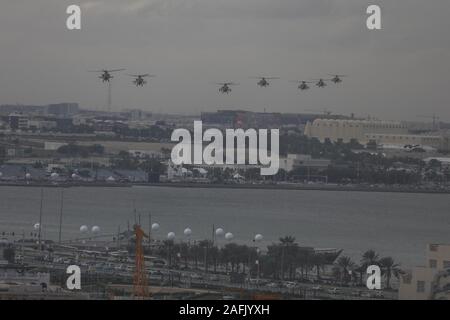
[304,119,408,143]
[399,244,450,300]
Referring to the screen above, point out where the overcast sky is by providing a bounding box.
[0,0,449,121]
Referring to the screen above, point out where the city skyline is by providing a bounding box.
[0,1,449,121]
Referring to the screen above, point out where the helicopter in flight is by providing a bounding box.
[216,82,238,94]
[329,74,348,84]
[290,80,314,91]
[250,76,280,88]
[128,74,155,87]
[312,78,330,88]
[88,69,126,82]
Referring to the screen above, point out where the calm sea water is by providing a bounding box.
[0,186,449,267]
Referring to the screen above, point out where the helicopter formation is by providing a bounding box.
[89,69,347,93]
[290,75,347,91]
[214,75,347,93]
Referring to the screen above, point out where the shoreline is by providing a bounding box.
[0,181,449,194]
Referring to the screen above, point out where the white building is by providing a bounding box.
[27,119,57,130]
[399,244,450,300]
[364,133,442,149]
[304,119,408,143]
[44,141,68,151]
[279,154,331,172]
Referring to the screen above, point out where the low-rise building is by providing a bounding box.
[47,103,79,117]
[364,133,442,150]
[280,154,331,172]
[304,119,408,143]
[399,244,450,300]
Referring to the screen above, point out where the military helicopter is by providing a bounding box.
[128,74,155,87]
[328,74,348,84]
[290,80,314,91]
[216,82,238,94]
[312,78,330,88]
[88,69,125,82]
[250,76,280,87]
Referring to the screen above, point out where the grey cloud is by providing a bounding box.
[0,1,449,120]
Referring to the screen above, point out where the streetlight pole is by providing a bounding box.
[256,248,261,280]
[58,189,64,244]
[38,189,44,250]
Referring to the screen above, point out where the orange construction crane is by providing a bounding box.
[133,224,149,298]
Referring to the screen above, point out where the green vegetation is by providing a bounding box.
[113,125,172,141]
[280,133,450,185]
[57,143,104,158]
[110,150,165,175]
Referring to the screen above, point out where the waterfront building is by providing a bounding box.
[201,110,333,130]
[279,154,331,172]
[399,244,450,300]
[364,133,442,150]
[47,103,79,117]
[304,119,408,143]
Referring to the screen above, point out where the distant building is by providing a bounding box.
[364,133,442,150]
[26,119,57,131]
[440,134,450,152]
[128,150,163,159]
[7,113,28,130]
[44,141,68,151]
[424,157,450,169]
[122,109,151,121]
[279,154,331,172]
[201,110,237,128]
[0,104,46,116]
[201,110,330,129]
[304,119,409,143]
[399,244,450,300]
[47,103,79,117]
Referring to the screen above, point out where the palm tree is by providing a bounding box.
[361,249,379,266]
[310,252,327,281]
[221,243,240,273]
[335,256,355,284]
[198,240,213,272]
[278,236,298,280]
[379,256,402,289]
[162,239,175,268]
[360,250,380,285]
[265,244,283,279]
[178,243,190,269]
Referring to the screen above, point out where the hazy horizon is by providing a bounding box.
[1,1,449,121]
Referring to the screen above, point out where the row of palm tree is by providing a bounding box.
[144,237,403,289]
[150,240,258,275]
[334,249,403,289]
[147,236,332,281]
